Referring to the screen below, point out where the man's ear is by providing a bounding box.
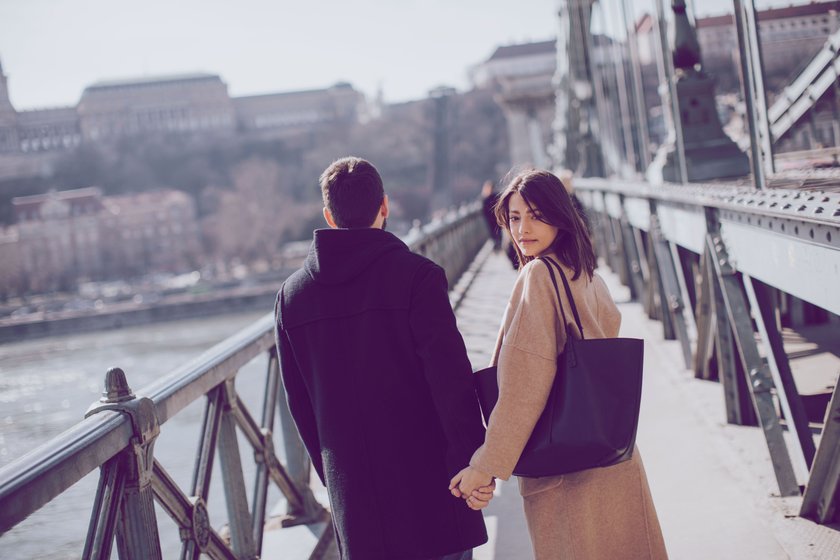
[380,195,390,218]
[323,207,338,229]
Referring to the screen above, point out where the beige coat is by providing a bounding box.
[470,257,668,559]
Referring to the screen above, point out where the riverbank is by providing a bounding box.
[0,283,283,344]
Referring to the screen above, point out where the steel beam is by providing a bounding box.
[82,457,124,560]
[657,202,706,254]
[707,234,799,497]
[651,214,693,365]
[218,380,258,559]
[719,219,840,316]
[633,228,653,314]
[252,349,280,552]
[693,249,716,380]
[620,218,646,302]
[152,462,228,560]
[670,241,698,343]
[744,275,815,472]
[801,384,840,523]
[732,0,774,186]
[191,387,223,503]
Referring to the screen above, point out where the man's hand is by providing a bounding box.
[449,466,494,507]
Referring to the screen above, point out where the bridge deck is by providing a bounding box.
[264,247,840,559]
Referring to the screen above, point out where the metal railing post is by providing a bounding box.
[277,369,321,524]
[217,379,258,559]
[85,367,162,560]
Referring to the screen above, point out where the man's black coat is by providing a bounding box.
[275,228,488,560]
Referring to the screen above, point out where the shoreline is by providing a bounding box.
[0,284,282,344]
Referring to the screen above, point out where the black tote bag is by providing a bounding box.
[474,256,644,478]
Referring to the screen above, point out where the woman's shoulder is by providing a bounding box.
[590,271,615,299]
[517,258,559,290]
[521,257,591,289]
[519,257,551,277]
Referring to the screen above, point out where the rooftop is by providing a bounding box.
[487,40,556,62]
[698,0,840,27]
[84,73,223,92]
[12,187,102,207]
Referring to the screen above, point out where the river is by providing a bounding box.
[0,310,288,559]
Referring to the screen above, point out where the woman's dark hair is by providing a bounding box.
[320,157,384,228]
[494,169,596,280]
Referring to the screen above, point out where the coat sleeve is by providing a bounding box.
[274,290,325,484]
[594,273,622,337]
[470,261,564,480]
[408,263,486,475]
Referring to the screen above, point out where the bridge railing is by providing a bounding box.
[0,203,489,559]
[576,176,840,525]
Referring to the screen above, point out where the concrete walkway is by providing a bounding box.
[266,247,840,559]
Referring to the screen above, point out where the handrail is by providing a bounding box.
[0,203,489,557]
[576,176,840,525]
[0,412,133,531]
[576,177,840,228]
[147,314,277,425]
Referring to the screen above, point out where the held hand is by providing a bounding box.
[449,466,493,500]
[466,478,496,510]
[449,467,469,498]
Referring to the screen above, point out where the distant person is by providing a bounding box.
[479,179,519,270]
[558,169,590,234]
[274,157,493,560]
[480,180,502,250]
[450,169,668,560]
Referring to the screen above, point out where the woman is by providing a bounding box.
[450,170,668,559]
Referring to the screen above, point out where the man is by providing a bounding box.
[274,157,491,560]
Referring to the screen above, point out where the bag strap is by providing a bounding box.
[539,256,569,331]
[541,256,586,340]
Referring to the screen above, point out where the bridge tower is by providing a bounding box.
[551,0,604,177]
[0,57,20,153]
[659,0,750,182]
[471,41,556,168]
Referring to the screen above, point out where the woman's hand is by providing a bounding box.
[466,479,496,510]
[449,466,494,503]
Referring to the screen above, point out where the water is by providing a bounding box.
[0,310,288,559]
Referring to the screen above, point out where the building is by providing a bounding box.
[470,40,557,167]
[4,187,201,295]
[77,74,236,141]
[234,82,364,139]
[0,57,366,178]
[0,225,22,297]
[17,107,81,153]
[696,2,840,93]
[100,190,201,277]
[12,187,105,292]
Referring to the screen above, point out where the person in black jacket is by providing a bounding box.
[274,157,492,560]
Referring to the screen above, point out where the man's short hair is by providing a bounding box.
[319,157,384,229]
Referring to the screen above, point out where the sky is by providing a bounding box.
[0,0,816,110]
